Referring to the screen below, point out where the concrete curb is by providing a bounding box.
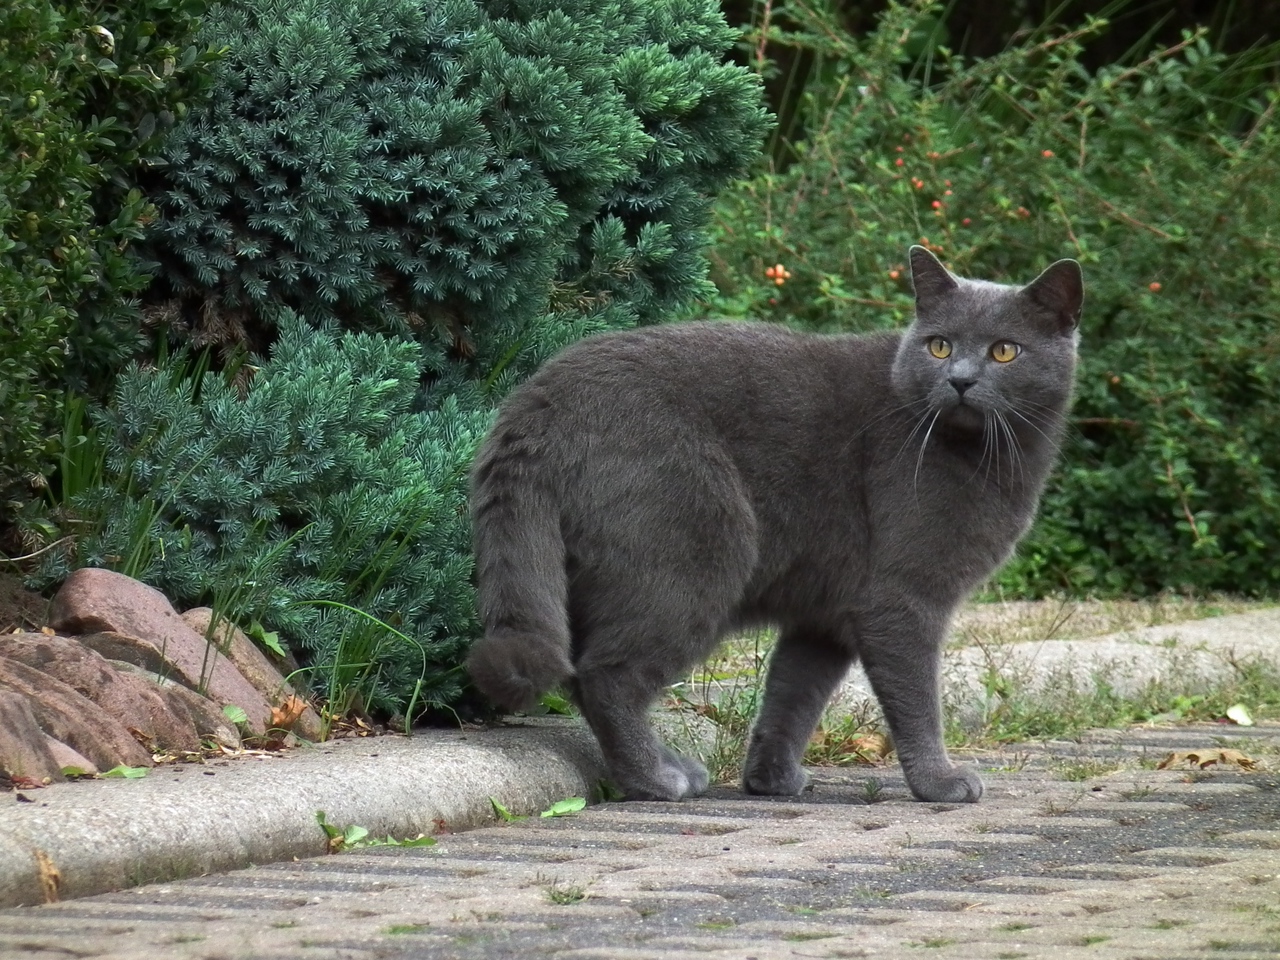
[839,607,1280,719]
[0,718,605,908]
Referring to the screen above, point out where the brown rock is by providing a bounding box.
[0,692,63,782]
[44,736,97,775]
[106,658,241,749]
[49,569,272,734]
[0,658,151,770]
[180,608,323,741]
[0,633,203,754]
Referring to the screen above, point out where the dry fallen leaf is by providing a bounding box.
[34,849,60,903]
[1157,749,1258,772]
[268,695,308,732]
[832,733,893,763]
[40,626,55,636]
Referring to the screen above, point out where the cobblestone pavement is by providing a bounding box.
[1,725,1277,960]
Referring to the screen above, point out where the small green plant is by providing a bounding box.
[666,632,771,782]
[542,878,588,905]
[384,924,429,935]
[1053,757,1123,782]
[862,777,885,803]
[697,918,735,931]
[315,811,436,853]
[1122,785,1156,800]
[1041,792,1085,817]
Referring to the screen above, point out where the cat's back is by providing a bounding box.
[508,320,896,420]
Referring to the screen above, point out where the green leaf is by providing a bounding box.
[60,766,93,778]
[249,620,286,657]
[540,797,586,818]
[343,824,369,846]
[315,810,340,839]
[489,797,527,822]
[538,693,575,716]
[101,765,148,779]
[222,704,248,726]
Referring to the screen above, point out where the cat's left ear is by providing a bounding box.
[1022,259,1084,333]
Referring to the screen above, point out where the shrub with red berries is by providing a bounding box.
[706,2,1280,597]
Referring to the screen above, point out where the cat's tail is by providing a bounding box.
[465,416,573,713]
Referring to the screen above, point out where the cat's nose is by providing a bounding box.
[949,376,977,397]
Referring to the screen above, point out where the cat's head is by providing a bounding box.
[891,246,1083,435]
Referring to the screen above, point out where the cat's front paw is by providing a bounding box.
[906,764,984,803]
[679,756,711,797]
[742,757,810,796]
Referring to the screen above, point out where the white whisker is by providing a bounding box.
[913,408,942,499]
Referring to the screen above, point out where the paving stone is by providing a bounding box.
[1,727,1278,959]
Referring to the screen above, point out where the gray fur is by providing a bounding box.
[468,246,1083,803]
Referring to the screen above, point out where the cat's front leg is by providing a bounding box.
[856,608,983,803]
[743,626,853,796]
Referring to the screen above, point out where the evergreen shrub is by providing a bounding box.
[709,0,1280,597]
[143,0,770,390]
[0,0,217,511]
[65,0,767,717]
[44,318,490,716]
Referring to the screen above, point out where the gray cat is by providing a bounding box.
[467,246,1083,803]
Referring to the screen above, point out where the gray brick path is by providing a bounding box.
[2,725,1277,960]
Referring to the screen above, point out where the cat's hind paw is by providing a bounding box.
[620,754,710,801]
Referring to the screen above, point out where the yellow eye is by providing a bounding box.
[927,337,952,359]
[991,341,1020,363]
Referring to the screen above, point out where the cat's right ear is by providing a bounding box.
[909,245,959,309]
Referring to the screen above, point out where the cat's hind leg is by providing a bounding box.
[572,658,709,801]
[743,626,852,795]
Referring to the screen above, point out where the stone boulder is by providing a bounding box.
[0,658,152,771]
[180,608,322,740]
[107,658,242,750]
[0,633,203,754]
[49,569,273,735]
[44,737,98,776]
[0,692,63,782]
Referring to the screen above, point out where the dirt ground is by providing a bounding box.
[0,571,50,633]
